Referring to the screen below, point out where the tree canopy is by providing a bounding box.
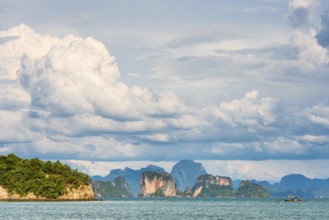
[0,154,90,199]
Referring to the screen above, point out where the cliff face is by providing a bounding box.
[0,184,94,201]
[59,185,94,200]
[139,172,176,197]
[192,174,235,197]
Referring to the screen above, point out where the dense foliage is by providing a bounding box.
[176,188,193,197]
[93,176,132,197]
[142,171,173,181]
[198,185,236,198]
[236,181,270,198]
[0,154,90,199]
[150,189,165,197]
[93,181,123,197]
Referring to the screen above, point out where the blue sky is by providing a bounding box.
[0,0,329,181]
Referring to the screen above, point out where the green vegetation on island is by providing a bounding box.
[192,174,236,198]
[176,188,193,197]
[0,154,90,199]
[142,171,174,182]
[236,181,270,198]
[93,176,133,197]
[198,185,236,198]
[149,189,165,197]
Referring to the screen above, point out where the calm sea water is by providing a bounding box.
[0,198,328,220]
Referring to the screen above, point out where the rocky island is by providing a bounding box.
[93,176,132,198]
[0,154,94,200]
[139,171,177,197]
[236,180,270,198]
[192,174,235,197]
[136,171,269,198]
[0,155,271,200]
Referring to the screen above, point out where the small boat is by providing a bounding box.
[284,195,301,202]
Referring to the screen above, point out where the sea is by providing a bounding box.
[0,198,328,220]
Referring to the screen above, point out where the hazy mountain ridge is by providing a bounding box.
[91,165,165,196]
[93,161,329,198]
[251,174,329,198]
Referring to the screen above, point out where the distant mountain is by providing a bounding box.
[171,159,207,192]
[252,174,329,198]
[280,174,329,190]
[93,176,132,198]
[91,165,165,196]
[233,179,241,190]
[92,175,106,181]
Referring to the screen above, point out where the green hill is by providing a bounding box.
[192,174,236,198]
[93,176,133,197]
[236,180,270,198]
[0,154,90,199]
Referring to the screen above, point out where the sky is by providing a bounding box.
[0,0,329,182]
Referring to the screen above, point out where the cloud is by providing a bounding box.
[0,25,192,159]
[298,135,329,144]
[291,30,329,72]
[152,26,329,104]
[0,23,329,163]
[0,110,33,144]
[316,8,329,48]
[288,0,319,28]
[305,102,329,127]
[2,24,188,122]
[217,5,279,14]
[208,90,276,127]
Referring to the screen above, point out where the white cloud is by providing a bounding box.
[25,135,141,160]
[266,137,304,154]
[305,102,329,127]
[289,0,319,9]
[0,23,328,163]
[0,110,33,143]
[291,30,329,72]
[0,24,60,80]
[208,90,276,127]
[2,24,191,124]
[138,133,171,143]
[0,83,30,110]
[298,135,329,143]
[0,24,192,157]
